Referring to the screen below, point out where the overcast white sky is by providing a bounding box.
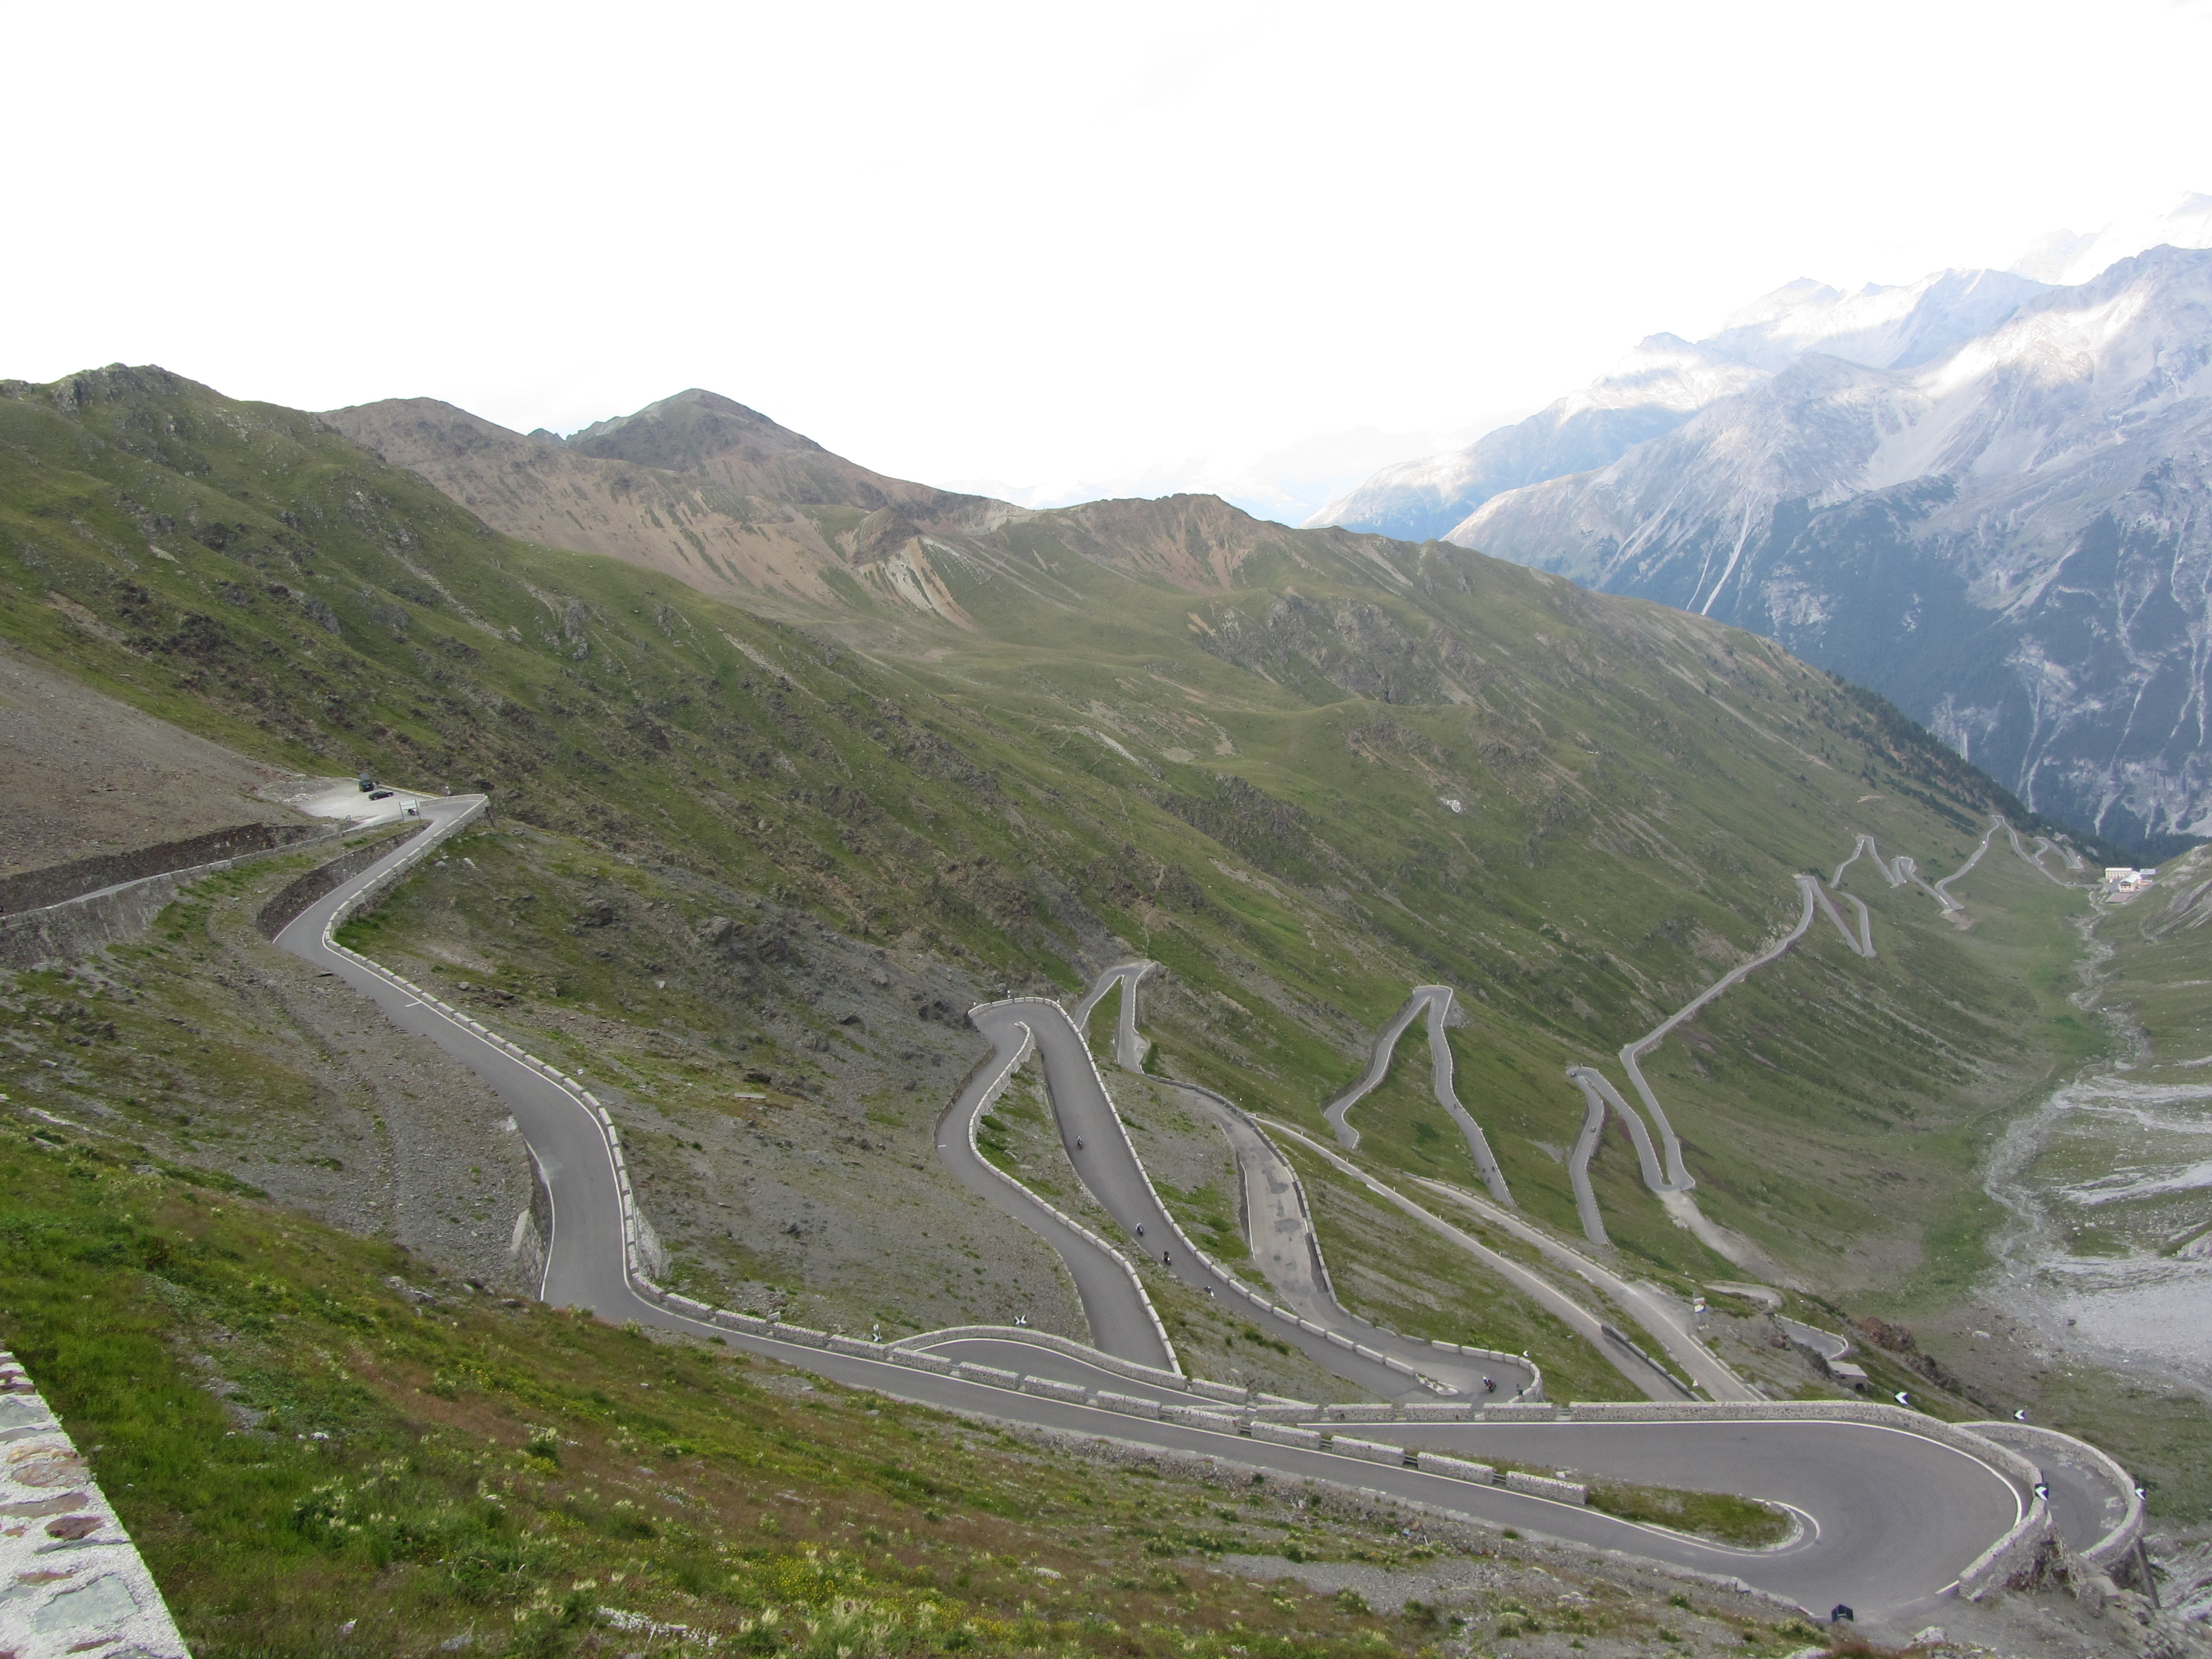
[12,0,2212,519]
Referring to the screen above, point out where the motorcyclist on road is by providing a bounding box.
[1482,1376,1496,1394]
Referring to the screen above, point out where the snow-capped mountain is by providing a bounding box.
[1308,336,1764,542]
[1698,267,2052,373]
[1453,246,2212,853]
[1310,266,2058,544]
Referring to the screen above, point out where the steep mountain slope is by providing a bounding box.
[1308,268,2052,542]
[1454,246,2212,855]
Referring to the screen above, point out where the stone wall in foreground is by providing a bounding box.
[0,1349,190,1657]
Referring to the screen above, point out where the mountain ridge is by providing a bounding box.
[322,389,1015,611]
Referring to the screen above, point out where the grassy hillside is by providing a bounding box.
[0,365,2107,1309]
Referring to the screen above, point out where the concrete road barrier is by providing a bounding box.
[1323,1402,1396,1423]
[1415,1451,1496,1483]
[1249,1422,1323,1449]
[1331,1436,1409,1467]
[1503,1471,1588,1504]
[953,1362,1021,1389]
[1094,1390,1162,1419]
[1019,1376,1088,1404]
[1484,1403,1559,1421]
[890,1349,954,1375]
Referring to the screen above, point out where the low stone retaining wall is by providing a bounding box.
[1331,1435,1406,1467]
[1162,1403,1240,1432]
[254,823,424,938]
[1966,1421,2145,1574]
[1504,1470,1589,1504]
[1021,1376,1087,1404]
[1094,1391,1163,1420]
[1415,1451,1495,1483]
[2,820,361,969]
[0,1350,189,1658]
[1,821,328,914]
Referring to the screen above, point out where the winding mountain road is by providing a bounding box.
[258,797,2136,1631]
[1400,1173,1757,1404]
[1322,986,1512,1205]
[958,995,1528,1401]
[1073,961,1152,1071]
[1065,984,1721,1405]
[932,1016,1175,1371]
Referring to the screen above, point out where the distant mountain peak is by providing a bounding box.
[321,388,999,609]
[565,388,827,471]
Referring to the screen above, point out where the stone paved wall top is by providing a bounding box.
[0,1350,189,1658]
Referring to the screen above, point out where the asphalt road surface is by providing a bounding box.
[1072,961,1151,1071]
[1321,986,1512,1206]
[1405,1174,1759,1404]
[265,799,2124,1630]
[968,997,1484,1402]
[933,1011,1174,1370]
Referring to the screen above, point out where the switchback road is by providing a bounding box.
[262,798,2133,1631]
